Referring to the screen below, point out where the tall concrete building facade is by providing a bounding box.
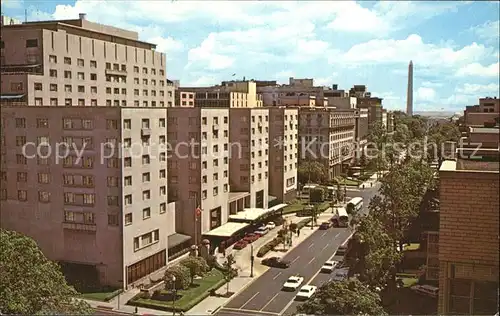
[407,60,414,116]
[0,16,179,289]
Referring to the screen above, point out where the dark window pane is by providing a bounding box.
[474,281,498,299]
[449,296,470,314]
[473,298,498,315]
[450,279,471,297]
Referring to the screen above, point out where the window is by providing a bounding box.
[26,39,38,47]
[142,190,151,200]
[108,214,119,226]
[124,176,132,186]
[49,69,57,77]
[143,207,151,219]
[159,169,166,178]
[160,203,166,214]
[17,154,27,165]
[160,186,166,196]
[142,155,150,165]
[123,119,132,129]
[49,55,57,63]
[142,172,150,182]
[16,136,26,146]
[34,82,43,91]
[107,176,118,187]
[38,173,50,184]
[38,191,50,203]
[77,72,84,80]
[64,57,71,65]
[18,190,27,201]
[17,172,27,182]
[64,71,71,79]
[125,213,133,225]
[124,194,132,205]
[90,60,97,68]
[37,118,49,128]
[108,196,119,206]
[77,58,84,67]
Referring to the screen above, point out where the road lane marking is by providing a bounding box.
[307,257,315,265]
[240,292,259,309]
[272,271,282,280]
[291,256,300,264]
[260,292,280,311]
[322,243,330,250]
[321,231,327,237]
[334,233,340,238]
[222,307,280,315]
[308,243,314,249]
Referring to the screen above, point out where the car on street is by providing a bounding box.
[282,275,304,291]
[255,226,269,236]
[243,233,259,243]
[261,256,290,269]
[233,240,248,250]
[295,285,317,300]
[321,260,338,273]
[335,245,348,256]
[319,221,331,230]
[266,222,276,230]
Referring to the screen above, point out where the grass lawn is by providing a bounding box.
[80,288,121,302]
[282,202,305,214]
[131,268,225,312]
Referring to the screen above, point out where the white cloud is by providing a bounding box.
[314,74,339,87]
[332,34,493,70]
[455,83,500,95]
[421,81,444,88]
[416,87,437,101]
[372,91,402,110]
[455,62,499,77]
[470,20,500,42]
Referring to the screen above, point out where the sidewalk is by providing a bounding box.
[84,294,173,315]
[186,209,336,315]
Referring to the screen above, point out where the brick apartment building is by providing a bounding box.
[437,97,499,314]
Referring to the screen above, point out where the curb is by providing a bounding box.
[210,305,222,315]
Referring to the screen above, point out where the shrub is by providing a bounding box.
[206,255,217,269]
[310,187,326,203]
[296,218,312,230]
[180,256,210,284]
[163,265,190,290]
[256,237,283,257]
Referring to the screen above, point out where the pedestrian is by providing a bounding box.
[362,184,365,189]
[297,229,300,237]
[370,182,373,187]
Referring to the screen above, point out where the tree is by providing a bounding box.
[164,265,191,290]
[345,214,402,289]
[179,257,209,284]
[0,229,93,315]
[297,160,328,184]
[296,278,387,316]
[222,254,237,295]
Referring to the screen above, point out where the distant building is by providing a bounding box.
[406,60,414,116]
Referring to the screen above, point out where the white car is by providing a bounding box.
[296,285,317,300]
[321,260,338,273]
[282,275,304,291]
[255,227,269,236]
[266,222,276,230]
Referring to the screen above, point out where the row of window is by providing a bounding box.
[48,55,165,77]
[32,98,171,107]
[123,187,167,206]
[133,229,160,251]
[0,189,50,202]
[124,203,167,226]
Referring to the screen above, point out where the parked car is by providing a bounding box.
[319,221,331,230]
[255,226,269,236]
[266,222,276,230]
[243,233,259,243]
[282,275,304,291]
[233,240,248,250]
[335,245,348,256]
[411,284,439,298]
[261,257,290,268]
[321,260,338,273]
[295,285,317,300]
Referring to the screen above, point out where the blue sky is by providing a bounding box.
[2,0,499,112]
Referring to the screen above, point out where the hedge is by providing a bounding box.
[103,288,123,302]
[256,236,283,258]
[296,218,312,230]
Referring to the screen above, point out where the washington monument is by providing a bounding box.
[406,60,413,116]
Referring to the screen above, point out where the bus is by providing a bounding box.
[347,197,363,214]
[332,207,349,227]
[299,184,318,199]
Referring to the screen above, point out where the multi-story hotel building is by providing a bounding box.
[0,14,174,108]
[268,107,299,202]
[463,97,499,127]
[0,106,176,289]
[0,16,182,289]
[229,108,270,208]
[299,107,357,179]
[166,108,233,240]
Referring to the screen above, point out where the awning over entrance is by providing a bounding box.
[203,222,249,237]
[167,233,192,248]
[268,203,287,213]
[228,191,250,202]
[0,94,25,99]
[228,204,285,222]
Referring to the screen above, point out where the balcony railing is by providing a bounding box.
[62,222,97,232]
[105,68,128,76]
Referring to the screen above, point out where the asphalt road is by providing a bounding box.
[215,184,380,316]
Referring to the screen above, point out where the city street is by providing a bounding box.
[215,184,380,316]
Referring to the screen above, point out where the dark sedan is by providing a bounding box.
[261,256,291,268]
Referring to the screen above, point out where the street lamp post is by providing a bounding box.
[250,243,254,278]
[171,275,177,316]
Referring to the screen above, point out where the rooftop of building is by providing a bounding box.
[440,159,500,173]
[1,14,156,49]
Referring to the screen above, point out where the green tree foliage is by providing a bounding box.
[0,229,93,315]
[179,257,209,284]
[222,254,238,295]
[296,278,387,316]
[164,265,191,290]
[298,160,328,184]
[345,214,402,289]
